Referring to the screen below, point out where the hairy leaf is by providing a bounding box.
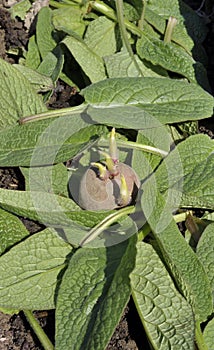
[52,6,86,37]
[13,64,54,92]
[55,236,136,350]
[0,58,47,128]
[141,180,212,322]
[0,116,105,166]
[0,208,29,255]
[131,242,194,349]
[155,134,214,210]
[203,318,214,349]
[0,187,113,231]
[197,223,214,307]
[84,17,117,57]
[137,33,208,88]
[82,77,213,126]
[0,228,72,309]
[63,36,106,83]
[36,7,56,59]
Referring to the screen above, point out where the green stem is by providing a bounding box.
[195,321,208,350]
[23,310,54,350]
[115,0,143,76]
[138,0,147,30]
[138,223,151,241]
[99,138,168,157]
[79,205,135,246]
[19,104,86,124]
[90,0,142,36]
[118,140,168,157]
[164,16,178,43]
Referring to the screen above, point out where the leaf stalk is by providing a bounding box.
[115,0,144,76]
[79,205,135,246]
[23,310,54,350]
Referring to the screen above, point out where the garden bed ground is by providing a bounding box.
[0,0,214,349]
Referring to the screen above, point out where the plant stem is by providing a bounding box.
[164,16,178,43]
[23,310,54,350]
[115,0,143,76]
[19,104,86,124]
[90,0,142,36]
[99,138,168,157]
[138,0,147,30]
[79,205,135,246]
[195,321,209,350]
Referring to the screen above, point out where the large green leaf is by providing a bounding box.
[136,33,208,87]
[25,35,41,69]
[37,46,64,83]
[147,0,207,43]
[155,134,214,210]
[36,7,56,59]
[0,116,106,166]
[0,187,113,231]
[0,228,72,309]
[203,318,214,349]
[0,58,47,128]
[55,235,137,350]
[62,36,106,83]
[0,208,29,255]
[21,163,69,197]
[84,16,117,57]
[197,223,214,307]
[132,127,171,179]
[144,8,194,53]
[52,6,86,37]
[141,179,212,322]
[82,77,214,126]
[13,64,54,92]
[131,242,194,349]
[104,49,165,78]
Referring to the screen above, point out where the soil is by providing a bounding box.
[0,0,214,349]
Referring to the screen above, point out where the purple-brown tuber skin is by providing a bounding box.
[78,162,140,211]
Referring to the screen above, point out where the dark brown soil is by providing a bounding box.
[0,0,214,349]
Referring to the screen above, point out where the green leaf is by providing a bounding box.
[197,223,214,307]
[136,32,208,87]
[155,134,214,210]
[0,208,29,255]
[55,235,137,350]
[203,318,214,349]
[37,46,64,82]
[104,49,165,78]
[131,242,194,349]
[147,0,207,43]
[21,163,69,197]
[9,0,31,20]
[36,7,56,59]
[141,180,213,322]
[13,64,54,92]
[144,7,194,53]
[82,77,214,126]
[62,35,106,83]
[0,228,72,309]
[132,127,171,179]
[0,187,113,231]
[84,17,117,57]
[25,35,41,69]
[0,58,47,128]
[0,116,106,166]
[52,6,86,37]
